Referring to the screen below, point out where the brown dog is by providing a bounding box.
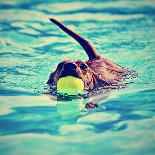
[47,18,133,92]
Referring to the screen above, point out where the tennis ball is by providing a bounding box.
[57,76,84,95]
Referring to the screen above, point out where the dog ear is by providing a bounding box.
[83,71,109,91]
[47,61,66,85]
[47,72,55,85]
[92,74,110,89]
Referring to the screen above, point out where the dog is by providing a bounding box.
[47,18,133,94]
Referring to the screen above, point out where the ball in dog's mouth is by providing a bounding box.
[57,76,84,95]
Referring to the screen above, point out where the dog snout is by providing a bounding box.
[64,63,77,71]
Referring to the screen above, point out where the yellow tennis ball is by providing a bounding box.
[57,76,84,95]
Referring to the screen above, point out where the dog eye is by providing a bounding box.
[80,64,87,70]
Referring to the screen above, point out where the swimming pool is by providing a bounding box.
[0,0,155,154]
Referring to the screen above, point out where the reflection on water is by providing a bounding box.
[0,0,155,155]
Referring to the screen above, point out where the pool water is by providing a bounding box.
[0,0,155,155]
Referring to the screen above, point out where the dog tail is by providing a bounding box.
[49,18,101,60]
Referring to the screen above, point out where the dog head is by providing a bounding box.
[47,60,104,91]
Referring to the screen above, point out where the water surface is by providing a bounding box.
[0,0,155,155]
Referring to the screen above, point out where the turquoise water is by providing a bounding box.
[0,0,155,154]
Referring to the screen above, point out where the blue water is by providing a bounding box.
[0,0,155,155]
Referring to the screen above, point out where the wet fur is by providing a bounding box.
[47,18,132,91]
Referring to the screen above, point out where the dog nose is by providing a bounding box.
[64,63,77,71]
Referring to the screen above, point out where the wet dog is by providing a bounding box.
[47,18,133,92]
